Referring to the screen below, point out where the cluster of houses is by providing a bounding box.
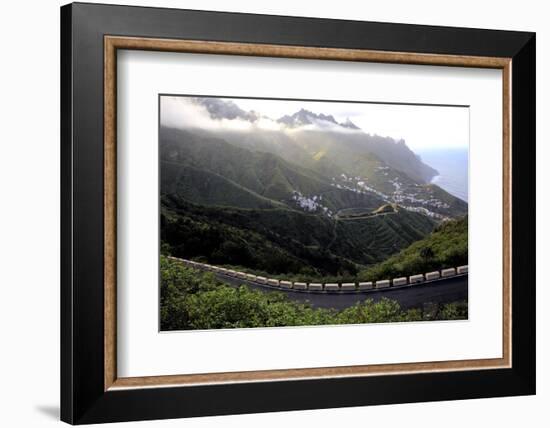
[389,177,450,209]
[290,191,334,218]
[400,205,446,220]
[329,173,451,220]
[331,175,388,201]
[168,256,468,294]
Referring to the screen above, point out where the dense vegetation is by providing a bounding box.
[162,206,467,285]
[161,195,435,278]
[160,256,468,331]
[360,216,468,281]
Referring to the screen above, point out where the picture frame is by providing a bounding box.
[60,2,535,424]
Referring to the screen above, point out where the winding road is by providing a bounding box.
[213,271,468,310]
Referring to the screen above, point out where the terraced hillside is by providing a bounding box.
[360,216,468,281]
[161,195,435,277]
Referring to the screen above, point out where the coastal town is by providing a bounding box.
[289,170,452,221]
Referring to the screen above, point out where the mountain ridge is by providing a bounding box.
[277,108,361,130]
[177,97,439,184]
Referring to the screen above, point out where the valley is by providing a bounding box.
[160,97,468,282]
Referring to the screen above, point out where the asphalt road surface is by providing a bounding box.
[214,272,468,310]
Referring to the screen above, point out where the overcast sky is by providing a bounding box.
[162,96,469,152]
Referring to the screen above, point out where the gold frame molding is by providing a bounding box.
[104,35,512,391]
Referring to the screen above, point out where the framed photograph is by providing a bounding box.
[60,2,535,424]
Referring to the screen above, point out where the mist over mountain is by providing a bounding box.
[341,118,361,130]
[164,97,439,184]
[194,97,261,122]
[161,127,387,213]
[277,108,360,130]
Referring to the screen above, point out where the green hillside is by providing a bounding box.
[161,162,282,209]
[360,216,468,280]
[184,127,467,218]
[329,206,436,262]
[286,129,437,186]
[160,127,386,212]
[161,195,435,277]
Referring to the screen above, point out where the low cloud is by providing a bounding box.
[160,96,284,132]
[160,96,362,134]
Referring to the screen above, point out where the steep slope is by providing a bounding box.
[160,126,386,213]
[284,129,437,190]
[161,126,468,219]
[360,216,468,280]
[161,162,282,209]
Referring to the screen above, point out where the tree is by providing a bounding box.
[419,246,435,260]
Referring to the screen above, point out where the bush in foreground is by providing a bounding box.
[160,256,468,331]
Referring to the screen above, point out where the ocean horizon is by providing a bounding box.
[417,148,469,203]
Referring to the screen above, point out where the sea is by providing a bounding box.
[417,148,469,203]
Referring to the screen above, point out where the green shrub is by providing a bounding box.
[360,216,468,281]
[160,256,468,331]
